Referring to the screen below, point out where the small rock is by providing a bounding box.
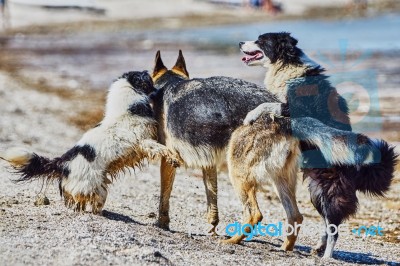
[226,249,235,254]
[154,251,162,257]
[8,199,19,205]
[34,195,50,206]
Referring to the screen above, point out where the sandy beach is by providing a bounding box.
[0,1,399,265]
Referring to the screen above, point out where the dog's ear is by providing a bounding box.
[152,50,167,80]
[286,33,298,47]
[278,33,300,65]
[172,50,189,78]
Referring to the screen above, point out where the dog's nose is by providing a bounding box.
[239,42,244,49]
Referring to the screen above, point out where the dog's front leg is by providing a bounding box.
[157,157,176,230]
[243,102,283,125]
[202,166,219,236]
[139,139,182,167]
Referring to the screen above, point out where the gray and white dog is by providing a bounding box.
[151,50,280,234]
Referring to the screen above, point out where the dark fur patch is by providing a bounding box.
[62,145,96,163]
[257,32,303,65]
[120,71,155,95]
[355,140,398,196]
[128,101,153,117]
[307,167,358,225]
[13,154,55,183]
[153,74,280,148]
[14,145,96,183]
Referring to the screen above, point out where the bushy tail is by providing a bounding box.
[354,139,398,196]
[0,147,65,183]
[290,117,398,195]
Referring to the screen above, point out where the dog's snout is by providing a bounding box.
[239,42,244,49]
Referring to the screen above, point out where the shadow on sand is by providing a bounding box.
[294,244,398,265]
[241,239,399,265]
[102,210,145,225]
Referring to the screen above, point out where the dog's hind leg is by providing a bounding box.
[202,166,219,235]
[307,170,358,258]
[221,174,263,244]
[307,174,329,255]
[323,218,339,259]
[273,176,303,251]
[312,220,327,254]
[321,191,357,258]
[271,152,303,251]
[157,157,177,230]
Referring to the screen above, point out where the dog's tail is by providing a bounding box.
[354,139,398,196]
[0,147,66,183]
[290,117,398,195]
[291,117,378,166]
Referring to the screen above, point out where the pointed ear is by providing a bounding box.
[172,50,189,78]
[152,50,167,80]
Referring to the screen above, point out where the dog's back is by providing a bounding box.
[154,74,280,168]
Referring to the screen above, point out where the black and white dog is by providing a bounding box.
[239,32,397,258]
[1,71,181,214]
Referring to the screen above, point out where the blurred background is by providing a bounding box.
[0,0,399,143]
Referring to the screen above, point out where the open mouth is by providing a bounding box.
[242,50,264,64]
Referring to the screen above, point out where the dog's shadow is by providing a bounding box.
[102,210,145,225]
[250,239,398,265]
[294,244,398,265]
[330,249,399,265]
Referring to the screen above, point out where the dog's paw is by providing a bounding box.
[156,216,171,230]
[280,240,295,251]
[207,226,219,237]
[165,151,183,168]
[219,236,243,245]
[63,193,105,214]
[62,181,108,214]
[321,254,334,260]
[311,244,326,255]
[243,109,263,126]
[244,103,282,125]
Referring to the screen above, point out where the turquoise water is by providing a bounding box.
[146,14,400,52]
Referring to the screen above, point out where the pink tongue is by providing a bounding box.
[242,55,255,62]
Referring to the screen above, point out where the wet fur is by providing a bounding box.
[1,71,181,214]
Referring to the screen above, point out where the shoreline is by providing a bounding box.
[1,0,400,35]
